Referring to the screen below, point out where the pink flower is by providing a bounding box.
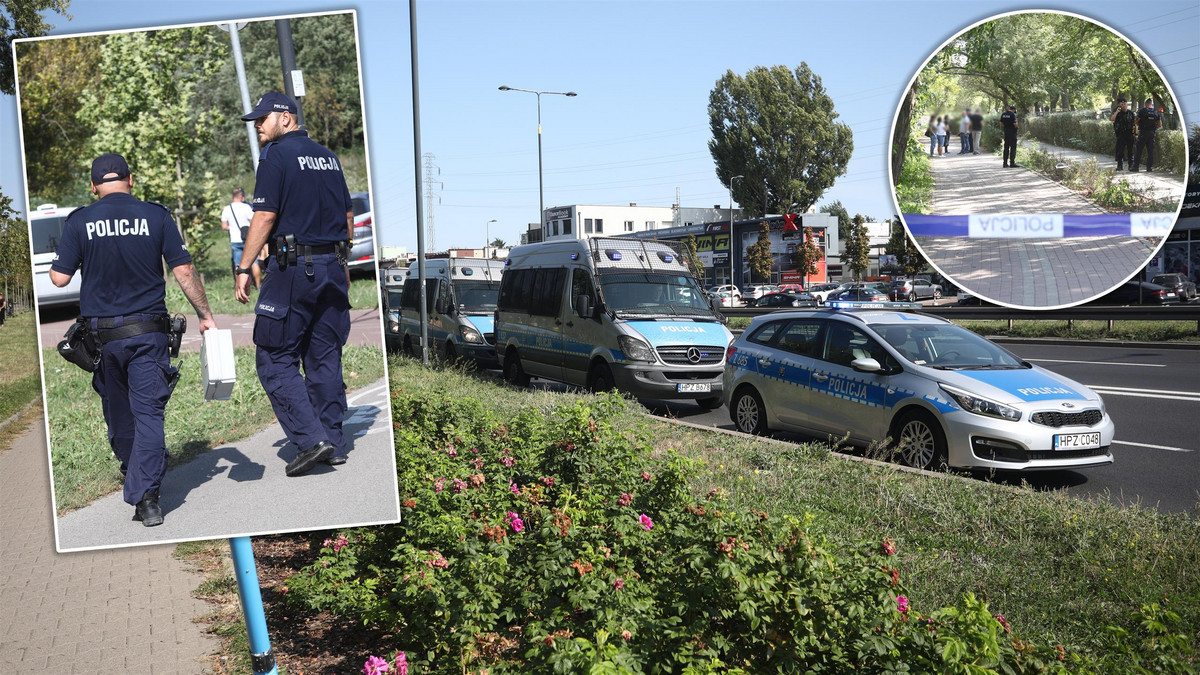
[614,577,625,591]
[500,456,515,467]
[618,493,632,506]
[453,478,467,493]
[471,447,479,454]
[639,514,654,530]
[394,651,409,675]
[362,655,389,675]
[882,538,897,556]
[322,538,332,548]
[507,511,525,533]
[896,595,909,614]
[434,477,446,493]
[641,471,652,482]
[706,489,718,501]
[541,476,556,487]
[333,535,349,553]
[473,457,484,470]
[447,447,458,458]
[426,550,449,569]
[510,482,520,495]
[995,614,1011,634]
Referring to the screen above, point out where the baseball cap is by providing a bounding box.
[1117,97,1126,103]
[91,153,130,184]
[240,92,298,121]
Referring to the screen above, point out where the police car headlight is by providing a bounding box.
[940,384,1022,422]
[618,336,656,362]
[460,325,483,344]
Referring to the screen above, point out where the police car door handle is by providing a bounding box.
[812,373,829,382]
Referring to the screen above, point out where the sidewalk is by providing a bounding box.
[0,415,217,673]
[1026,140,1185,205]
[916,149,1156,308]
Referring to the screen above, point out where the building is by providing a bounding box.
[539,203,744,242]
[1144,181,1199,284]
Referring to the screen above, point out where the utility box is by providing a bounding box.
[201,329,236,401]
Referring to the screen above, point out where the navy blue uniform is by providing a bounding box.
[1112,109,1136,169]
[251,129,353,461]
[52,193,189,506]
[1000,110,1018,166]
[1133,107,1161,172]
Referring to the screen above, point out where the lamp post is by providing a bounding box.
[485,218,497,258]
[728,174,743,289]
[498,86,577,231]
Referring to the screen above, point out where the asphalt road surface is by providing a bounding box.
[507,342,1200,516]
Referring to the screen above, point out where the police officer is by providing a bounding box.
[235,92,354,476]
[49,153,217,527]
[1131,97,1162,173]
[1110,97,1136,171]
[1000,104,1019,168]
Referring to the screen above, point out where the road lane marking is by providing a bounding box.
[1086,385,1200,402]
[1112,440,1194,453]
[1028,358,1164,367]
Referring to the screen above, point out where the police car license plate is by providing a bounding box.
[677,383,712,393]
[1054,432,1101,450]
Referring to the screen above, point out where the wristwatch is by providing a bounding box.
[235,266,254,276]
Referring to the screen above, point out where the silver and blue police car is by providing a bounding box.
[723,303,1114,471]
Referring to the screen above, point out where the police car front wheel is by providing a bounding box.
[731,387,768,436]
[892,411,948,471]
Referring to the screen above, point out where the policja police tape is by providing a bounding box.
[902,213,1175,238]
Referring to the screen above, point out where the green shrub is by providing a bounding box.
[897,135,934,215]
[287,391,1105,674]
[1023,112,1186,174]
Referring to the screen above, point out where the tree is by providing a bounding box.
[819,200,852,244]
[709,64,853,216]
[682,234,704,282]
[489,238,507,249]
[791,227,823,289]
[746,222,773,283]
[0,191,33,311]
[1,0,71,95]
[843,214,871,281]
[884,218,925,278]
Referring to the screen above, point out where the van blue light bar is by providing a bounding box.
[903,213,1175,238]
[826,301,923,310]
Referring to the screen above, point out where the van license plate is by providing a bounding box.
[677,383,711,393]
[1054,432,1101,450]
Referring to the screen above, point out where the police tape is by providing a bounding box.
[903,213,1176,238]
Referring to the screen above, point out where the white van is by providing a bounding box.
[399,258,504,366]
[495,237,732,407]
[29,204,83,309]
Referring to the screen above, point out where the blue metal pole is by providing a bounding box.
[229,537,278,675]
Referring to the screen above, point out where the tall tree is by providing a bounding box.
[682,234,704,281]
[843,214,871,281]
[792,227,823,289]
[819,200,852,243]
[709,64,853,216]
[1,0,71,94]
[884,218,925,278]
[746,222,773,283]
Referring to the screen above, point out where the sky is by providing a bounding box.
[1,0,1197,253]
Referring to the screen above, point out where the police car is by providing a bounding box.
[723,302,1114,471]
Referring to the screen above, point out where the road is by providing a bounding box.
[510,342,1200,515]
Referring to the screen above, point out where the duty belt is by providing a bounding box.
[268,242,339,257]
[93,314,171,345]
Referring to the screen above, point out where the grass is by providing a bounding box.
[174,540,256,675]
[0,311,45,429]
[381,360,1200,658]
[1016,143,1178,214]
[46,343,386,513]
[955,319,1200,342]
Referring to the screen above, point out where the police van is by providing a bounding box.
[30,204,83,308]
[495,237,733,407]
[398,258,503,366]
[724,302,1115,471]
[381,265,407,352]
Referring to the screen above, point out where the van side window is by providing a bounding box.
[570,268,596,310]
[531,268,566,317]
[401,278,440,313]
[499,268,530,313]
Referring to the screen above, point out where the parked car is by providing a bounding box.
[1092,280,1180,305]
[29,203,83,309]
[775,283,806,295]
[805,283,843,304]
[723,306,1115,471]
[889,278,942,302]
[1150,274,1197,302]
[708,285,742,307]
[828,287,890,302]
[348,191,375,272]
[744,284,778,301]
[746,292,818,308]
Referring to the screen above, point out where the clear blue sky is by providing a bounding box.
[2,0,1197,252]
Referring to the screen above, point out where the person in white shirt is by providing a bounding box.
[220,187,260,287]
[959,110,972,154]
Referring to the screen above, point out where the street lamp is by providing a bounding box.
[728,174,743,289]
[498,85,577,231]
[485,218,497,258]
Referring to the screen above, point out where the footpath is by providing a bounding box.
[0,416,217,673]
[1026,140,1186,206]
[917,148,1155,308]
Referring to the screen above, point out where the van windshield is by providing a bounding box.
[455,281,500,312]
[598,273,712,317]
[31,215,69,256]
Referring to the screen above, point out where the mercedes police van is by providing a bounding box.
[724,302,1115,472]
[398,258,503,366]
[495,237,733,407]
[30,204,83,309]
[381,265,407,352]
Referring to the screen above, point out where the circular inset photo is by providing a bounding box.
[889,10,1187,309]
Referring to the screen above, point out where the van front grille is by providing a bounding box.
[656,345,724,366]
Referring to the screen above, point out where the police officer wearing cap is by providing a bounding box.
[1110,97,1136,171]
[235,92,354,476]
[1000,104,1019,168]
[1131,97,1162,173]
[50,153,218,527]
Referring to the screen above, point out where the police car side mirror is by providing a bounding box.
[576,295,592,319]
[851,357,883,374]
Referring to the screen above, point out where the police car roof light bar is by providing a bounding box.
[825,301,924,310]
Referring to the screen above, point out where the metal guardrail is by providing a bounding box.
[721,304,1200,322]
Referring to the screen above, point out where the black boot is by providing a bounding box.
[134,489,164,527]
[286,440,335,477]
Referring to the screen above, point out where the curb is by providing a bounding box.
[0,398,39,436]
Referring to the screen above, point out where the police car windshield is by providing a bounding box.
[455,281,500,312]
[871,322,1027,369]
[598,273,711,316]
[31,215,69,255]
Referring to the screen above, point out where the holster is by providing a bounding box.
[57,319,101,372]
[273,233,298,269]
[336,241,350,267]
[167,314,187,358]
